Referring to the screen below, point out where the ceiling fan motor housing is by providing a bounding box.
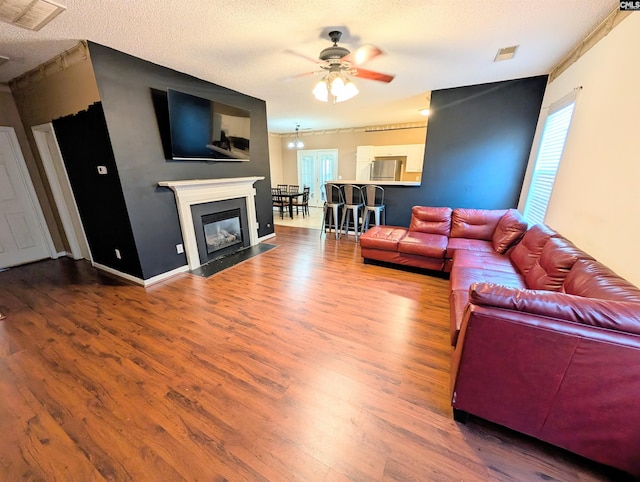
[319,30,350,61]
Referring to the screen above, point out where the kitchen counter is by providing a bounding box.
[328,179,421,187]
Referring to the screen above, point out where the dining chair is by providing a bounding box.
[321,183,344,239]
[288,184,300,193]
[361,185,386,233]
[271,187,286,219]
[292,186,310,217]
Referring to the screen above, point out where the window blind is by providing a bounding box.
[523,98,577,225]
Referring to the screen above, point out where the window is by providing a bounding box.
[523,90,579,225]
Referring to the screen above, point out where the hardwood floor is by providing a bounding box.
[0,226,628,481]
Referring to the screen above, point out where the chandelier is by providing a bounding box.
[312,69,359,103]
[287,124,305,149]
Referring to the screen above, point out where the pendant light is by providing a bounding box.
[287,124,305,149]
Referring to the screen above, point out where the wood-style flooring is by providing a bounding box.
[0,226,629,481]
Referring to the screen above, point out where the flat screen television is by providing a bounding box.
[158,89,251,161]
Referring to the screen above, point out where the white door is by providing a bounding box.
[0,127,53,268]
[297,149,338,208]
[32,123,90,260]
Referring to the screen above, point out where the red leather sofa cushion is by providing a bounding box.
[470,282,640,336]
[398,232,448,258]
[524,237,593,291]
[450,208,506,240]
[450,289,469,346]
[358,226,408,250]
[450,267,526,292]
[563,259,640,302]
[445,238,494,259]
[492,209,528,254]
[509,224,558,275]
[409,206,452,236]
[452,250,516,273]
[361,248,444,271]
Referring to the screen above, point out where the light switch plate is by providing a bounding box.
[97,166,107,174]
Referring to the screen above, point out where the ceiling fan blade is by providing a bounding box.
[342,44,383,65]
[352,67,395,83]
[279,71,318,82]
[284,49,320,64]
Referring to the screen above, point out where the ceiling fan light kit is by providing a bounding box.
[289,30,394,104]
[313,72,359,103]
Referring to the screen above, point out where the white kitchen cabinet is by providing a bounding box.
[373,145,407,157]
[356,145,375,162]
[355,145,374,180]
[355,161,371,181]
[406,144,426,172]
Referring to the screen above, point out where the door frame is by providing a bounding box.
[32,123,90,260]
[0,126,57,260]
[297,149,339,208]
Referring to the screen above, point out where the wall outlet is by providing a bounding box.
[97,165,108,174]
[176,243,184,254]
[115,248,121,259]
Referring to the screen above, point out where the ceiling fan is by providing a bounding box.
[286,30,395,103]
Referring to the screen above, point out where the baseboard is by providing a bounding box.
[92,262,145,285]
[142,265,190,286]
[92,262,189,287]
[258,232,276,242]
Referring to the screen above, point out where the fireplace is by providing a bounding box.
[191,198,250,265]
[158,177,264,270]
[203,210,242,255]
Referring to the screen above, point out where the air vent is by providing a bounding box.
[0,0,66,31]
[0,55,9,67]
[494,45,519,62]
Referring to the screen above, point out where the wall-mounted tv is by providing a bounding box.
[159,89,251,161]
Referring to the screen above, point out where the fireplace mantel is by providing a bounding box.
[159,177,264,269]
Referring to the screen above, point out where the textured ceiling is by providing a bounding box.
[0,0,618,133]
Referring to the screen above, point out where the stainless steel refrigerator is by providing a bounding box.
[370,159,401,181]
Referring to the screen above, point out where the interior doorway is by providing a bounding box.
[296,149,338,208]
[0,126,55,269]
[32,123,90,260]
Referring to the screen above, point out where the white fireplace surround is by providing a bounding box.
[158,177,264,270]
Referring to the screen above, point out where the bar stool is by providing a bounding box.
[340,184,365,241]
[361,185,386,234]
[321,183,344,239]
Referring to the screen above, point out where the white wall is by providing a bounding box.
[519,14,640,286]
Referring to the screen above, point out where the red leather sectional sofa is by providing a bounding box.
[359,206,640,477]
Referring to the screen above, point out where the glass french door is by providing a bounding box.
[297,149,339,208]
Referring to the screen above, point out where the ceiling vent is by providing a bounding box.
[494,45,519,62]
[0,0,66,31]
[0,55,9,67]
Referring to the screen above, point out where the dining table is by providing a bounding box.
[276,190,304,219]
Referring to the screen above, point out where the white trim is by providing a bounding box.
[546,86,582,113]
[0,126,56,259]
[158,177,265,270]
[92,262,189,287]
[258,232,276,242]
[142,265,190,286]
[32,123,90,260]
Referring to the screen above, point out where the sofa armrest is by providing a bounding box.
[451,304,640,476]
[469,282,640,336]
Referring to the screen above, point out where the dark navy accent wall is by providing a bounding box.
[87,43,273,280]
[382,76,548,227]
[53,103,143,278]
